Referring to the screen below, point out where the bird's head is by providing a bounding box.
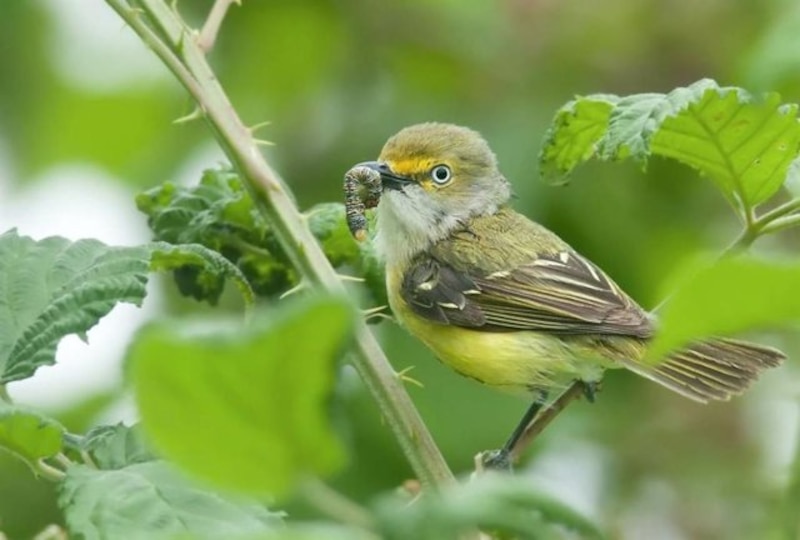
[359,123,511,264]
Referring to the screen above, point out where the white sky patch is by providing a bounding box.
[41,0,170,93]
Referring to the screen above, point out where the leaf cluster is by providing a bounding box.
[136,169,386,306]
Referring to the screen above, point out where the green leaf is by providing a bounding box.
[137,169,295,299]
[539,95,617,184]
[307,203,387,307]
[648,256,800,359]
[0,230,254,383]
[375,474,604,540]
[149,242,255,308]
[172,524,375,540]
[59,462,283,540]
[82,423,156,470]
[540,79,800,210]
[137,170,386,306]
[128,295,353,497]
[0,230,150,383]
[0,402,64,469]
[652,84,800,207]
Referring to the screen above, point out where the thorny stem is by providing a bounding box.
[105,0,454,488]
[197,0,239,53]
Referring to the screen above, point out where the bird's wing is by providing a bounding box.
[400,249,653,338]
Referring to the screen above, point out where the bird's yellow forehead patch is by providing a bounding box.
[386,158,436,177]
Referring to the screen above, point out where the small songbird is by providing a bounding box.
[356,122,784,467]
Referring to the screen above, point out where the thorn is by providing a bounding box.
[363,305,393,323]
[338,274,365,283]
[253,138,275,147]
[173,106,204,124]
[366,312,393,324]
[395,366,424,388]
[279,281,306,300]
[248,120,272,135]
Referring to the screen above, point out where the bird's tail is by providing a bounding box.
[619,338,785,403]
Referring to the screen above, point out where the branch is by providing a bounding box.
[105,0,454,488]
[198,0,239,53]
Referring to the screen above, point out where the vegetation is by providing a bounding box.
[0,1,799,539]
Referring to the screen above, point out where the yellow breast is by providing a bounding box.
[385,265,602,394]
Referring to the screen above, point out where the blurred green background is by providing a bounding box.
[1,0,800,538]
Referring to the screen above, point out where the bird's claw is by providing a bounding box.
[475,449,514,473]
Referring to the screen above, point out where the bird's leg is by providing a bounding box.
[479,390,549,472]
[476,380,590,473]
[582,380,601,403]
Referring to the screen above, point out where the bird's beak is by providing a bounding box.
[356,161,413,192]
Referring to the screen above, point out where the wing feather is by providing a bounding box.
[400,250,652,338]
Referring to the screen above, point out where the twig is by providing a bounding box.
[34,460,66,482]
[301,478,377,533]
[106,0,454,488]
[198,0,239,53]
[508,381,585,462]
[759,213,800,236]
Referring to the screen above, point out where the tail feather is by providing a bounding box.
[620,338,785,403]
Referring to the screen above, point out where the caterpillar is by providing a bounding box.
[343,165,382,242]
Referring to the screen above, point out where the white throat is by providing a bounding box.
[374,191,460,267]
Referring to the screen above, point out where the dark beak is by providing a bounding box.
[356,161,413,191]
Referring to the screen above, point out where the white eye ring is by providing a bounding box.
[430,165,452,185]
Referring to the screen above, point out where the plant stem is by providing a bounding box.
[301,478,377,533]
[35,460,66,482]
[0,384,10,403]
[759,214,800,236]
[755,198,800,227]
[105,0,453,488]
[197,0,238,53]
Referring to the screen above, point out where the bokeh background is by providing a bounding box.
[2,0,800,538]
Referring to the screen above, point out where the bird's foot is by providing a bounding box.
[475,448,514,473]
[581,380,602,403]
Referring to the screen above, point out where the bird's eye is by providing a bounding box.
[430,165,452,185]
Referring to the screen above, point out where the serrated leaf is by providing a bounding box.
[0,230,255,383]
[540,79,800,210]
[82,423,155,470]
[0,402,64,469]
[0,230,150,383]
[149,242,255,307]
[539,95,617,184]
[597,92,678,161]
[137,169,295,299]
[128,295,353,497]
[59,462,283,540]
[652,86,800,206]
[138,170,386,307]
[648,256,800,359]
[375,474,604,540]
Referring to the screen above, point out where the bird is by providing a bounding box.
[353,122,785,468]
